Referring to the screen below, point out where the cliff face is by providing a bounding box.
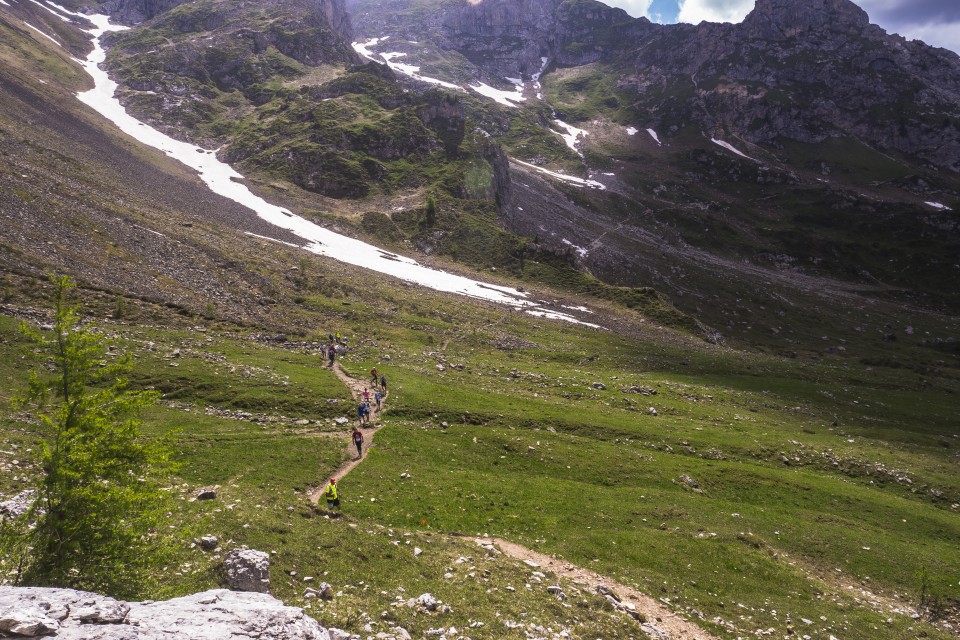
[741,0,869,39]
[620,0,960,171]
[102,0,353,36]
[348,0,960,172]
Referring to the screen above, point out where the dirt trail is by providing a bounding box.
[308,361,386,504]
[470,537,719,640]
[309,362,716,639]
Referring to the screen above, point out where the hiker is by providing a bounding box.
[352,427,364,458]
[362,387,371,403]
[363,401,372,424]
[370,367,378,386]
[323,477,339,510]
[374,388,382,412]
[357,401,367,426]
[328,344,336,365]
[335,331,342,344]
[379,373,387,392]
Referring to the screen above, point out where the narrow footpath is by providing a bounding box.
[309,362,717,640]
[308,362,386,504]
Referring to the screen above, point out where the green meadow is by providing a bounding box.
[0,271,957,639]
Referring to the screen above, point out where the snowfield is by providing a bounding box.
[59,13,600,327]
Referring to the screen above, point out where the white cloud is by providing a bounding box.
[595,0,655,18]
[677,0,754,24]
[887,21,960,53]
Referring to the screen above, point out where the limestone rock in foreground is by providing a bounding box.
[0,587,331,639]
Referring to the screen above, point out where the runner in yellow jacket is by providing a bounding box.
[324,477,339,510]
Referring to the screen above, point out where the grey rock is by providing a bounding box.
[592,382,606,390]
[0,490,36,519]
[223,547,271,593]
[196,488,217,500]
[0,587,332,639]
[416,593,439,611]
[199,535,219,551]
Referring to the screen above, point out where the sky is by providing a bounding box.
[599,0,960,54]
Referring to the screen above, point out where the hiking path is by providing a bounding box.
[309,359,717,639]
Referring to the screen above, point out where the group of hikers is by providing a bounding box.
[320,332,347,366]
[321,344,389,511]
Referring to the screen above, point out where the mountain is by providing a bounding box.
[2,0,958,348]
[1,0,960,638]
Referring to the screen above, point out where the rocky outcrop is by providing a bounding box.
[417,90,466,159]
[0,587,331,639]
[350,0,960,172]
[105,0,353,39]
[741,0,869,39]
[100,0,190,25]
[223,546,271,593]
[619,0,960,172]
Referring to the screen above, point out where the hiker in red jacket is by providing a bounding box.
[352,427,364,458]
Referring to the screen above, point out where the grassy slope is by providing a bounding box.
[2,265,957,639]
[1,7,958,639]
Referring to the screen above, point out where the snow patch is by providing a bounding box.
[924,201,952,210]
[24,21,62,46]
[352,36,387,60]
[512,158,606,190]
[505,77,523,86]
[646,128,662,146]
[531,56,549,100]
[711,138,756,161]
[552,119,587,154]
[67,14,601,327]
[626,127,638,136]
[561,238,589,257]
[378,51,461,90]
[525,309,602,328]
[469,81,525,107]
[0,0,11,6]
[563,305,593,314]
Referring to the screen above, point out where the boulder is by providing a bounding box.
[0,490,36,519]
[199,535,219,551]
[0,587,331,639]
[223,547,271,593]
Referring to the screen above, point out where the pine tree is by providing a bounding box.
[3,276,174,598]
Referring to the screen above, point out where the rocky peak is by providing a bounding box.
[742,0,870,39]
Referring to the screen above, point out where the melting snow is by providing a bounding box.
[563,305,593,314]
[531,57,549,100]
[24,21,62,47]
[626,127,638,136]
[64,14,601,328]
[468,81,525,107]
[512,158,606,190]
[711,138,756,161]
[561,238,589,257]
[506,77,523,86]
[646,128,662,146]
[351,36,387,60]
[552,119,587,154]
[925,201,952,210]
[378,51,461,90]
[0,0,11,6]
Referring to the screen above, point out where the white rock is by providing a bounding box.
[223,547,271,593]
[0,587,332,639]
